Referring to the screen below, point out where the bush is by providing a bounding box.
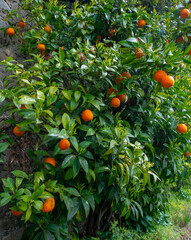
[0,0,191,239]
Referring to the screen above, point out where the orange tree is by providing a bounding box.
[0,0,191,239]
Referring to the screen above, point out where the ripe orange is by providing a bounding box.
[60,47,64,51]
[117,94,126,102]
[20,105,26,109]
[180,8,190,19]
[135,48,143,59]
[96,35,101,43]
[116,72,131,84]
[13,126,25,136]
[161,75,174,88]
[138,19,146,28]
[153,70,167,83]
[18,21,26,28]
[59,139,70,150]
[111,97,120,108]
[37,43,45,51]
[166,40,169,43]
[177,124,188,133]
[185,152,191,157]
[82,109,94,122]
[44,26,51,33]
[185,124,189,130]
[11,210,22,216]
[44,157,56,167]
[108,88,118,96]
[41,198,55,213]
[176,36,184,43]
[6,28,15,36]
[108,29,116,36]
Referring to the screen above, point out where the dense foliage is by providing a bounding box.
[0,0,191,239]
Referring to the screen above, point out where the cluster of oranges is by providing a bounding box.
[153,70,174,88]
[6,21,26,36]
[109,71,131,108]
[11,197,56,216]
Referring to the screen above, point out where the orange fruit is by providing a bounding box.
[137,38,141,41]
[20,105,26,110]
[41,198,55,213]
[135,48,143,59]
[60,47,64,51]
[116,72,131,84]
[161,75,174,88]
[82,109,94,122]
[59,139,70,150]
[18,21,26,28]
[6,28,15,36]
[108,88,118,96]
[108,29,116,36]
[96,35,101,43]
[177,124,188,133]
[44,26,51,33]
[44,157,56,167]
[185,152,191,157]
[11,210,22,216]
[166,40,169,43]
[37,43,45,51]
[13,126,25,136]
[176,36,184,43]
[111,97,120,108]
[180,8,190,19]
[153,70,167,83]
[117,94,126,103]
[138,19,146,28]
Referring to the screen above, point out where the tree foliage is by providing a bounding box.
[0,0,191,239]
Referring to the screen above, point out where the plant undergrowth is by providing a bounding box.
[83,183,191,240]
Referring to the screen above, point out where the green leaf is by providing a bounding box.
[0,193,12,207]
[25,206,32,222]
[62,90,72,100]
[79,156,88,173]
[74,91,81,102]
[86,128,95,136]
[0,142,9,152]
[64,187,80,197]
[32,185,45,200]
[110,140,117,149]
[19,96,36,104]
[73,158,80,178]
[61,155,75,168]
[88,169,96,181]
[37,90,45,102]
[70,136,79,152]
[15,178,23,189]
[95,167,110,174]
[82,198,90,217]
[83,191,95,211]
[2,178,15,192]
[0,94,5,103]
[33,200,43,211]
[49,86,58,96]
[62,113,70,130]
[11,170,28,179]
